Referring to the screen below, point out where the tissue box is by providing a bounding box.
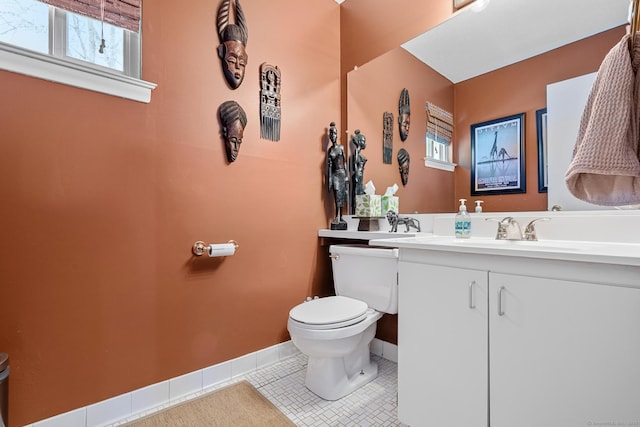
[355,194,382,217]
[381,196,399,214]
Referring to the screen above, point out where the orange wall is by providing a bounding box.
[339,0,454,136]
[454,27,626,212]
[347,47,456,214]
[347,46,456,343]
[0,0,627,423]
[0,1,341,425]
[340,0,454,73]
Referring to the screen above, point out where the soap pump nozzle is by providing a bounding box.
[475,200,483,213]
[458,198,467,212]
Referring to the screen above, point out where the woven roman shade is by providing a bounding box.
[38,0,141,32]
[426,102,454,145]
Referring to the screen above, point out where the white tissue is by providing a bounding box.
[384,184,398,196]
[364,180,376,195]
[207,243,236,257]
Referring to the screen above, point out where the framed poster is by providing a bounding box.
[471,113,526,196]
[536,108,548,193]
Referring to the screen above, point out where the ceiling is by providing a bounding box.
[400,0,630,83]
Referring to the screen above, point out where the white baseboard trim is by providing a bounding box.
[371,338,399,363]
[29,339,398,427]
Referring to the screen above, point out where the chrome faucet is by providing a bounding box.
[522,217,550,241]
[486,217,550,241]
[486,217,523,240]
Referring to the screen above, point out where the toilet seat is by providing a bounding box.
[289,296,368,330]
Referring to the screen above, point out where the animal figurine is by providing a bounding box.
[386,210,421,233]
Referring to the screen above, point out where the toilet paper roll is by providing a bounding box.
[207,243,236,257]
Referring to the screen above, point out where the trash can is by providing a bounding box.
[0,353,8,427]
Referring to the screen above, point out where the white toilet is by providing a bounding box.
[287,244,399,400]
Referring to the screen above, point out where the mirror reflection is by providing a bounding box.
[346,0,630,213]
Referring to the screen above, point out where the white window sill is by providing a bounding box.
[0,42,156,103]
[425,158,457,172]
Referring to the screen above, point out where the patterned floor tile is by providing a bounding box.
[244,354,408,427]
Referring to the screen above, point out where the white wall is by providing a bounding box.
[546,72,609,211]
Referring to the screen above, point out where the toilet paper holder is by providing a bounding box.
[192,240,239,256]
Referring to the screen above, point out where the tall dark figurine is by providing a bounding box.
[219,100,247,163]
[350,129,367,214]
[398,148,410,186]
[398,88,411,141]
[351,129,367,196]
[216,0,248,89]
[327,122,348,230]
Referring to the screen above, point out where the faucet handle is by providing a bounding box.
[486,217,524,240]
[485,217,508,239]
[523,217,550,241]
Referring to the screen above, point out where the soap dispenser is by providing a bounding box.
[475,200,484,213]
[455,199,471,238]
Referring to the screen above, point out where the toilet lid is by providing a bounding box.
[289,296,368,329]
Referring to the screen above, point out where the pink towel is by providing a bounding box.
[565,33,640,206]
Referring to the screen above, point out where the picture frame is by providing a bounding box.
[536,108,548,193]
[471,113,526,196]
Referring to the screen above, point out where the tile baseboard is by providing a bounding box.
[29,339,397,427]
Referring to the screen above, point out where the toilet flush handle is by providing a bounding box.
[329,254,340,260]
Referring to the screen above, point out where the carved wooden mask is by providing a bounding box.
[216,0,248,89]
[398,88,410,142]
[383,112,393,164]
[398,148,410,185]
[260,63,281,141]
[219,100,247,163]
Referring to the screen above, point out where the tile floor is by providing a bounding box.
[245,352,408,426]
[117,351,408,427]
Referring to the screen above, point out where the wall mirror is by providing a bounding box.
[346,0,629,212]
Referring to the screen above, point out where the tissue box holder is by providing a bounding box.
[355,195,382,217]
[381,196,399,214]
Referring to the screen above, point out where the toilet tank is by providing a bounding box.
[329,244,399,314]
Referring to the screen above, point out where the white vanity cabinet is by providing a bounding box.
[399,258,640,427]
[398,262,488,426]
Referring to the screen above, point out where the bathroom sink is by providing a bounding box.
[452,238,586,252]
[395,235,592,254]
[370,234,640,267]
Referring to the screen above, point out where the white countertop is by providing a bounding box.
[318,229,418,240]
[369,235,640,267]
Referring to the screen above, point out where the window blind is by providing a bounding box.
[426,102,454,145]
[39,0,141,32]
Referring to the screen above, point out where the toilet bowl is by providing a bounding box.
[287,245,399,400]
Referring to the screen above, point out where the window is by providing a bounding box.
[0,0,155,102]
[66,10,126,73]
[425,102,456,172]
[0,0,49,53]
[427,137,449,163]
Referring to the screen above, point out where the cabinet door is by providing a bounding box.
[398,262,488,427]
[490,273,640,427]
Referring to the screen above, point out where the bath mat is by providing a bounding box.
[123,380,295,427]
